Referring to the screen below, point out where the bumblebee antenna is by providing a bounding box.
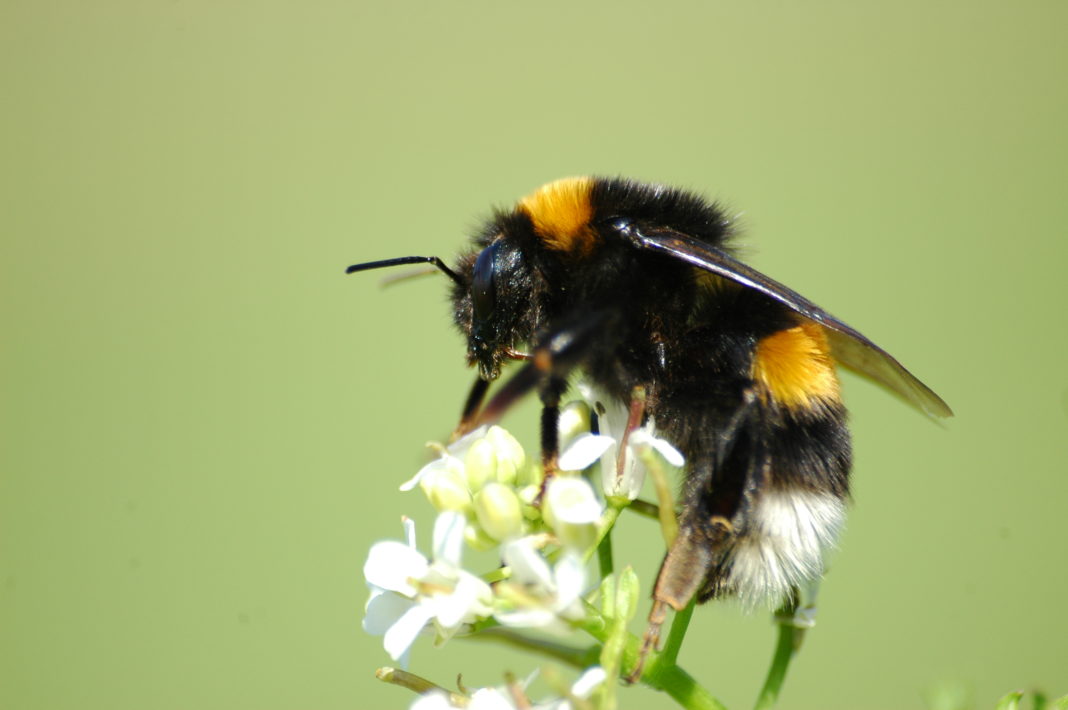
[345,256,463,287]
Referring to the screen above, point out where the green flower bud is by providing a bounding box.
[463,438,498,492]
[486,426,525,485]
[515,459,543,489]
[517,485,542,521]
[473,482,524,542]
[420,461,472,512]
[463,521,499,551]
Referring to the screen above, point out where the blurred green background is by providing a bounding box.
[2,1,1066,708]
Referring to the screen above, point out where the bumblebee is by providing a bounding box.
[348,176,951,665]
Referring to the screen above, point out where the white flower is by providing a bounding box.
[494,536,588,632]
[473,482,524,542]
[363,512,493,666]
[558,386,683,500]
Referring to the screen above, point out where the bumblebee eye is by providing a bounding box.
[471,242,499,322]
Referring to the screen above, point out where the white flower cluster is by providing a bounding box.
[364,512,493,668]
[361,386,684,705]
[363,421,605,664]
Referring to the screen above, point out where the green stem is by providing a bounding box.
[753,588,814,710]
[653,664,729,710]
[376,667,469,706]
[660,597,696,667]
[474,603,725,710]
[577,605,728,710]
[627,498,660,520]
[597,525,614,579]
[752,620,797,710]
[468,627,600,669]
[585,503,622,566]
[639,447,678,545]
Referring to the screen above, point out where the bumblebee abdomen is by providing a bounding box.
[751,321,842,412]
[722,487,846,606]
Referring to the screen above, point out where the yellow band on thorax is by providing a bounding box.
[517,177,598,255]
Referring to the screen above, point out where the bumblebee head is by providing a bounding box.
[453,236,539,381]
[348,176,597,384]
[345,233,542,383]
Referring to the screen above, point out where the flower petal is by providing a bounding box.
[435,570,492,628]
[410,690,455,710]
[503,537,553,587]
[447,425,489,460]
[383,603,435,663]
[363,592,415,635]
[558,434,615,471]
[571,666,607,698]
[552,552,587,608]
[469,687,518,710]
[432,511,467,567]
[364,541,428,595]
[493,607,559,630]
[635,430,685,467]
[400,457,443,492]
[402,516,417,548]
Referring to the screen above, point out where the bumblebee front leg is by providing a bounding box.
[452,377,490,440]
[536,375,569,500]
[472,309,616,496]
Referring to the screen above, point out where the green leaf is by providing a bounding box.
[995,691,1024,710]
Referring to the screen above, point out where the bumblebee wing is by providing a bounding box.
[624,226,953,419]
[820,329,952,418]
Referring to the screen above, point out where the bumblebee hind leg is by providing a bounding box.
[629,391,763,681]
